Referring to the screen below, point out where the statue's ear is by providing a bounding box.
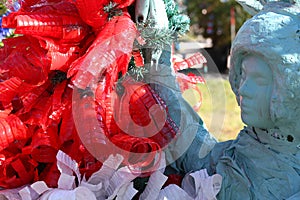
[236,0,264,16]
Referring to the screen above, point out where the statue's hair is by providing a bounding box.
[229,1,300,129]
[237,0,300,15]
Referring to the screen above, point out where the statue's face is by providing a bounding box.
[238,55,275,129]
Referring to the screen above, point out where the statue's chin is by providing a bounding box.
[241,111,275,130]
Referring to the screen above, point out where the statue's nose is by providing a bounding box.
[238,79,251,99]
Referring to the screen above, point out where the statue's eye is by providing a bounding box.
[240,68,246,84]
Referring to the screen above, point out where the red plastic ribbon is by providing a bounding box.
[173,53,206,111]
[0,154,38,188]
[75,0,135,31]
[68,13,137,91]
[0,0,189,190]
[31,125,59,163]
[2,1,89,43]
[0,115,29,152]
[132,49,144,67]
[173,52,207,72]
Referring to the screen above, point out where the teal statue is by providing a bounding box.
[162,0,300,199]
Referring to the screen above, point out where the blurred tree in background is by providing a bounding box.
[186,0,250,72]
[187,0,250,47]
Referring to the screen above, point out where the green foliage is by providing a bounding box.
[163,0,190,35]
[127,56,149,81]
[187,0,251,48]
[137,20,175,50]
[0,3,8,16]
[136,0,190,51]
[0,1,19,47]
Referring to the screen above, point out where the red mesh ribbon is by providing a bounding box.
[68,13,137,91]
[94,76,179,173]
[75,0,135,31]
[0,0,176,190]
[0,115,29,152]
[176,73,204,111]
[2,0,90,72]
[173,53,206,111]
[31,126,59,163]
[38,162,60,188]
[110,133,160,171]
[173,52,207,72]
[112,76,178,148]
[163,174,183,188]
[2,1,89,43]
[0,36,50,91]
[0,154,38,188]
[132,49,144,67]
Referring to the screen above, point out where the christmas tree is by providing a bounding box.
[0,0,220,199]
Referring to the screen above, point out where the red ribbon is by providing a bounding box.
[0,0,189,189]
[173,53,206,111]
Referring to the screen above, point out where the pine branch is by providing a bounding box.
[137,19,175,50]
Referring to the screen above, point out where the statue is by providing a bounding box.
[164,1,300,199]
